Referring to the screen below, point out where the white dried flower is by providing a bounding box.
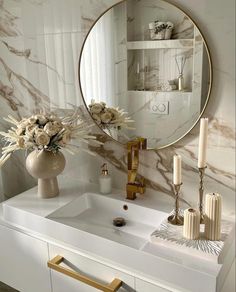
[34,114,48,125]
[48,115,60,122]
[100,102,106,108]
[89,101,134,131]
[15,126,24,136]
[61,131,71,145]
[92,114,101,125]
[19,118,29,129]
[35,132,50,146]
[28,117,37,124]
[107,107,119,119]
[101,112,112,124]
[90,103,103,114]
[44,122,59,137]
[35,127,44,134]
[52,121,63,131]
[17,137,25,148]
[25,124,37,136]
[0,108,102,168]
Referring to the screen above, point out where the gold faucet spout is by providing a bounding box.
[126,137,147,200]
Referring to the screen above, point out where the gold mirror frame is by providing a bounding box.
[78,0,213,150]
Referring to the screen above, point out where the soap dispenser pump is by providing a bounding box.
[99,163,112,194]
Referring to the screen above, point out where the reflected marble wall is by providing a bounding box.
[0,0,235,218]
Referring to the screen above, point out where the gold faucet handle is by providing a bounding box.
[126,183,145,200]
[137,137,147,150]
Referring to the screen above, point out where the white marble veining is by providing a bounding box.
[0,0,235,219]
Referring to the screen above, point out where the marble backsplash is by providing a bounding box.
[0,0,235,217]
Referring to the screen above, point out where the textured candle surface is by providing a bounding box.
[198,118,208,168]
[205,193,222,240]
[183,208,200,239]
[173,155,181,185]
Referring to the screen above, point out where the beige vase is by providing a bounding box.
[26,150,66,198]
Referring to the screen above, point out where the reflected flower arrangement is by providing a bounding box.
[88,100,134,134]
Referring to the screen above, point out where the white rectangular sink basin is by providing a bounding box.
[47,192,168,249]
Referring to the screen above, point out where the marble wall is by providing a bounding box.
[0,0,235,218]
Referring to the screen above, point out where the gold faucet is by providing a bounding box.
[126,137,147,200]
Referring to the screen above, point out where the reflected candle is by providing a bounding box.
[137,63,140,74]
[198,118,208,168]
[173,155,181,185]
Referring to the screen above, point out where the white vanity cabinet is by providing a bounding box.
[0,225,51,292]
[48,244,135,292]
[136,278,171,292]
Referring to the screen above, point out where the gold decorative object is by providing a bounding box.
[48,255,122,292]
[168,183,184,225]
[126,137,147,200]
[198,166,207,224]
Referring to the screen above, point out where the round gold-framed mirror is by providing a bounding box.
[78,0,212,149]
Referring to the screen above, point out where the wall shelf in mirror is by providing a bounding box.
[127,39,194,50]
[128,90,192,94]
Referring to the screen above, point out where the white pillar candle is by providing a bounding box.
[198,118,208,168]
[173,155,181,185]
[183,208,200,239]
[205,193,222,240]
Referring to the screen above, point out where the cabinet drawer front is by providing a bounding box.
[48,245,135,292]
[136,278,171,292]
[0,225,51,292]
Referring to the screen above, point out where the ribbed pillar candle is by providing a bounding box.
[183,208,200,239]
[205,193,222,240]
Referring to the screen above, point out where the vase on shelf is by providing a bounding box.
[26,150,66,198]
[135,72,144,91]
[178,74,184,91]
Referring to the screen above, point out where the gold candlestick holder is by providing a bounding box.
[198,166,207,224]
[168,183,184,226]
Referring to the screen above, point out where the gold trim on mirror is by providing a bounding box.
[78,0,213,150]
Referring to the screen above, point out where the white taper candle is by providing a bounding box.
[137,63,140,74]
[205,193,222,240]
[183,208,200,239]
[198,118,208,168]
[173,155,181,185]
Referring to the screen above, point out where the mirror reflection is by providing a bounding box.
[80,0,211,149]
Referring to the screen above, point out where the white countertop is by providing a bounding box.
[0,175,235,292]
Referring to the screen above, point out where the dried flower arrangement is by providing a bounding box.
[88,100,134,132]
[0,109,100,167]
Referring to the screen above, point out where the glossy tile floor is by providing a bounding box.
[0,282,18,292]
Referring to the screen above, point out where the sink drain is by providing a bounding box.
[113,217,126,227]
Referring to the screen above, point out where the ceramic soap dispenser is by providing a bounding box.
[99,163,112,194]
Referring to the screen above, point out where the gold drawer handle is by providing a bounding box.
[48,255,122,292]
